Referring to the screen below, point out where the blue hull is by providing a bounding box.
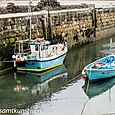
[16,53,66,72]
[87,69,115,80]
[82,55,115,80]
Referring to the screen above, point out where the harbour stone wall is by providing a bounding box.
[0,7,115,48]
[50,8,115,47]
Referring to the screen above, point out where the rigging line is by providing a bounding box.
[53,74,82,95]
[54,74,83,99]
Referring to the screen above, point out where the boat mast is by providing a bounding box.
[110,38,112,55]
[29,1,32,40]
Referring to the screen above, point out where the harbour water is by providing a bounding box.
[0,37,115,115]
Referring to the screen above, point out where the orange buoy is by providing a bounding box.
[16,58,21,62]
[82,70,87,77]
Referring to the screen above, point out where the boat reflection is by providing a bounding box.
[0,64,67,109]
[82,77,115,99]
[14,64,67,95]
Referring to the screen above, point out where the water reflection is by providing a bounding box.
[82,77,115,99]
[1,37,115,114]
[15,64,67,95]
[0,64,67,109]
[64,43,97,80]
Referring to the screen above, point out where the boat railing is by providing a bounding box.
[23,49,31,53]
[47,51,54,57]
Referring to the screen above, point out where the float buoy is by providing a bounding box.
[82,70,87,76]
[16,58,21,62]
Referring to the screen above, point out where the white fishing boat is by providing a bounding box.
[12,2,67,72]
[12,38,67,72]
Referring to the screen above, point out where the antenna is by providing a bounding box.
[29,1,32,40]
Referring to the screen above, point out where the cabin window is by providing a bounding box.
[41,44,48,50]
[46,44,48,49]
[15,43,25,54]
[23,43,31,54]
[35,45,39,51]
[15,42,30,54]
[15,43,19,53]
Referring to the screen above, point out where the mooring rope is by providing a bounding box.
[80,98,89,115]
[63,74,82,86]
[1,60,13,62]
[80,79,90,115]
[62,73,90,115]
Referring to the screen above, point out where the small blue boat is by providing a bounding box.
[12,39,67,72]
[82,38,115,81]
[82,54,115,81]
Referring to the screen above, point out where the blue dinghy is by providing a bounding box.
[82,54,115,81]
